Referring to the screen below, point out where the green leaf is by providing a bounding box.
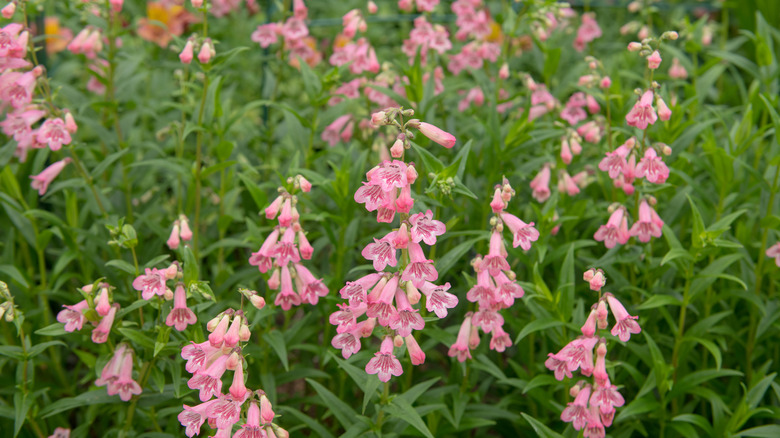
[263,330,289,371]
[26,340,66,358]
[435,237,482,279]
[410,141,446,174]
[521,412,564,438]
[117,327,156,350]
[686,195,706,249]
[0,265,28,288]
[514,319,565,344]
[182,245,199,285]
[154,326,172,357]
[39,389,120,418]
[556,244,575,320]
[735,425,780,437]
[385,397,435,438]
[238,172,268,211]
[305,378,356,429]
[13,392,33,437]
[661,248,693,266]
[34,323,68,337]
[106,259,137,275]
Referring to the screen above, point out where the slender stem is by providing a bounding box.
[193,74,210,258]
[69,149,109,218]
[671,269,691,414]
[120,359,155,438]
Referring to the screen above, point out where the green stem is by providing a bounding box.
[120,358,155,438]
[193,74,210,259]
[670,269,691,414]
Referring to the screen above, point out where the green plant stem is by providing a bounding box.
[193,74,210,259]
[670,269,691,415]
[375,381,391,432]
[120,358,155,438]
[69,149,109,218]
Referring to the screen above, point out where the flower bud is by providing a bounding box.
[192,0,203,7]
[390,138,404,158]
[164,288,174,300]
[406,281,420,305]
[627,42,642,52]
[393,334,404,348]
[1,3,15,19]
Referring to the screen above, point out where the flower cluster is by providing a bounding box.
[331,108,457,382]
[167,215,194,249]
[329,9,380,75]
[593,32,678,248]
[179,308,287,437]
[545,269,639,437]
[56,282,120,343]
[450,179,539,360]
[95,343,142,401]
[132,262,199,331]
[402,16,451,65]
[251,0,321,68]
[0,12,79,191]
[249,175,329,310]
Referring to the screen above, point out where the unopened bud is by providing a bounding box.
[249,294,266,310]
[164,288,174,301]
[627,42,642,52]
[662,145,672,156]
[393,335,404,348]
[226,351,241,370]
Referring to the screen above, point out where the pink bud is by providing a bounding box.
[109,0,123,12]
[368,0,378,14]
[268,269,281,290]
[627,42,642,52]
[64,112,78,134]
[370,111,386,127]
[600,76,612,89]
[191,0,203,7]
[647,50,662,69]
[417,122,456,148]
[656,97,672,121]
[298,175,311,192]
[1,3,15,19]
[298,230,313,260]
[390,138,404,158]
[167,222,180,250]
[179,40,194,64]
[179,216,193,241]
[498,63,509,80]
[250,294,266,310]
[198,39,214,64]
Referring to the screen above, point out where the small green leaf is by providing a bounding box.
[263,331,289,371]
[305,378,356,429]
[521,412,564,438]
[385,397,435,438]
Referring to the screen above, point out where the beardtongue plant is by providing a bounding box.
[2,0,780,437]
[331,107,457,382]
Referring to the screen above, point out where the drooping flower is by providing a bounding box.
[561,384,592,430]
[605,294,641,342]
[166,283,197,331]
[417,122,456,148]
[629,200,663,242]
[57,300,88,332]
[448,314,472,362]
[30,158,71,196]
[625,90,657,130]
[635,148,669,184]
[108,351,142,401]
[365,337,403,382]
[91,304,118,344]
[132,268,168,300]
[594,208,630,249]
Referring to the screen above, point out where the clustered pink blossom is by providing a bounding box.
[332,108,457,382]
[95,343,142,401]
[450,179,539,360]
[132,262,199,331]
[545,269,638,437]
[178,308,287,437]
[402,16,451,65]
[167,215,194,249]
[249,175,328,310]
[329,10,379,75]
[574,12,602,52]
[56,283,124,343]
[251,0,321,68]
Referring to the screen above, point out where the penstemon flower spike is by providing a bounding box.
[332,107,457,382]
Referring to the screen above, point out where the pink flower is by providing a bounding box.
[322,115,352,147]
[574,12,602,51]
[401,242,437,287]
[179,40,194,64]
[332,324,365,359]
[340,273,382,307]
[96,344,127,389]
[91,304,118,344]
[272,227,301,266]
[294,263,329,304]
[197,39,214,64]
[419,281,458,318]
[368,1,378,14]
[482,230,510,276]
[635,148,669,184]
[472,307,504,334]
[48,428,70,438]
[206,393,246,431]
[625,90,657,130]
[598,142,631,179]
[669,58,688,79]
[561,385,592,430]
[166,283,197,331]
[132,268,168,300]
[108,351,142,401]
[489,325,512,352]
[57,300,88,332]
[178,400,219,437]
[467,267,494,306]
[181,340,222,374]
[362,232,398,271]
[448,315,472,362]
[260,394,275,425]
[594,208,630,249]
[558,170,580,196]
[501,212,539,250]
[530,165,551,202]
[417,121,456,148]
[36,118,72,151]
[366,275,399,326]
[590,379,625,417]
[167,221,181,249]
[187,353,229,401]
[390,287,424,336]
[606,294,641,342]
[251,23,279,48]
[366,337,403,382]
[766,243,780,267]
[584,268,606,291]
[630,200,663,242]
[249,228,280,273]
[405,334,425,365]
[30,158,71,196]
[95,285,111,316]
[656,96,672,121]
[179,216,193,241]
[275,265,302,310]
[647,50,662,69]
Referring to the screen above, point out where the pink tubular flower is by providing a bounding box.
[366,274,399,326]
[178,399,219,437]
[482,230,510,276]
[260,394,275,425]
[669,57,688,79]
[419,281,458,318]
[95,285,111,316]
[625,90,657,130]
[561,384,592,430]
[179,216,193,241]
[408,210,446,245]
[405,334,425,365]
[206,393,246,431]
[181,341,222,374]
[197,39,214,64]
[529,165,551,202]
[133,268,168,300]
[109,352,142,401]
[606,294,641,342]
[594,208,630,249]
[365,337,403,382]
[332,323,364,359]
[362,233,398,271]
[598,141,632,179]
[448,315,472,362]
[417,122,456,148]
[37,118,72,151]
[179,40,194,64]
[390,287,424,336]
[584,268,606,291]
[766,243,780,267]
[57,300,88,332]
[91,304,118,344]
[188,353,229,402]
[635,148,669,184]
[647,50,662,69]
[500,212,539,250]
[402,242,437,287]
[590,379,625,419]
[559,171,580,196]
[166,283,197,331]
[30,158,71,196]
[489,325,512,352]
[656,96,672,121]
[294,263,329,304]
[630,200,663,242]
[96,343,127,389]
[275,265,302,310]
[322,114,351,147]
[48,428,70,438]
[249,228,280,273]
[167,222,181,250]
[273,227,301,266]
